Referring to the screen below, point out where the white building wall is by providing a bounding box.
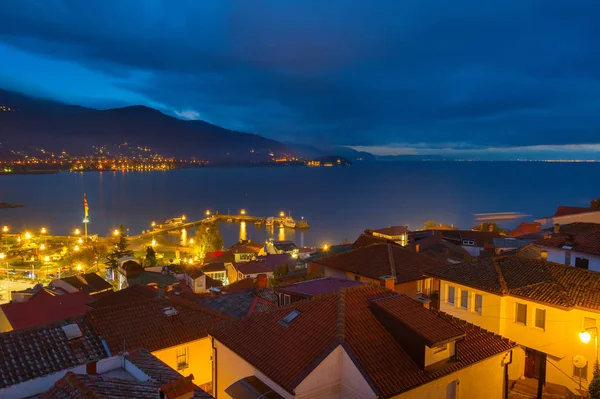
[543,247,600,272]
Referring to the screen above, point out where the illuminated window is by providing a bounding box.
[535,309,546,330]
[460,290,469,309]
[474,294,483,315]
[176,346,189,370]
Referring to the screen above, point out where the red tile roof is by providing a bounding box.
[509,222,541,238]
[554,206,599,217]
[87,285,157,309]
[312,243,446,283]
[0,291,92,331]
[426,256,600,310]
[0,319,108,388]
[371,226,408,237]
[219,277,259,293]
[160,375,197,399]
[554,223,600,234]
[408,235,472,263]
[352,232,397,249]
[277,277,363,297]
[84,295,230,354]
[537,230,600,255]
[55,273,113,295]
[233,261,272,275]
[228,240,264,254]
[211,285,514,398]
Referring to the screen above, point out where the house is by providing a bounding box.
[40,351,212,399]
[275,277,362,305]
[226,260,274,284]
[508,222,541,238]
[436,230,500,257]
[1,348,212,399]
[0,319,109,392]
[0,290,92,332]
[352,231,399,249]
[426,256,600,395]
[214,275,268,294]
[210,284,515,399]
[200,276,278,319]
[265,239,298,255]
[10,284,59,302]
[536,228,600,272]
[534,204,600,228]
[228,240,263,262]
[308,243,446,301]
[492,237,534,255]
[87,285,158,309]
[83,291,230,393]
[116,256,145,290]
[185,268,223,294]
[256,253,297,272]
[369,225,409,246]
[50,272,112,296]
[200,262,228,284]
[407,235,472,264]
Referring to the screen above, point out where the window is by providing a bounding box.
[417,280,423,293]
[574,364,588,381]
[575,257,590,270]
[447,286,455,305]
[283,294,290,306]
[535,309,546,330]
[474,294,483,315]
[433,344,447,354]
[462,240,475,246]
[282,309,302,325]
[515,303,527,325]
[354,275,360,282]
[176,346,189,370]
[460,290,469,309]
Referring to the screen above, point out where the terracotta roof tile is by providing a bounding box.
[371,226,408,236]
[233,261,272,275]
[228,240,264,254]
[211,285,514,398]
[312,244,446,283]
[408,235,472,263]
[87,285,157,309]
[84,296,230,354]
[554,206,599,217]
[277,277,363,297]
[200,289,278,319]
[0,319,107,388]
[0,291,92,331]
[352,233,397,249]
[509,222,541,238]
[54,273,112,294]
[427,257,600,310]
[537,230,600,255]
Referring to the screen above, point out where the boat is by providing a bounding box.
[226,218,233,222]
[296,217,310,229]
[282,216,296,228]
[265,217,274,227]
[254,219,264,226]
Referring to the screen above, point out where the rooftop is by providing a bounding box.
[312,243,446,283]
[211,285,515,398]
[536,230,600,256]
[87,285,157,309]
[126,271,178,287]
[371,226,408,237]
[352,232,398,249]
[200,289,278,319]
[408,235,472,263]
[53,273,112,294]
[508,222,541,238]
[426,256,600,310]
[0,290,92,332]
[201,262,227,273]
[84,295,230,354]
[233,261,272,275]
[277,277,363,297]
[228,240,264,254]
[0,319,107,389]
[554,206,600,217]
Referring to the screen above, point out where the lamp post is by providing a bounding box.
[579,326,599,371]
[2,226,8,250]
[40,227,47,245]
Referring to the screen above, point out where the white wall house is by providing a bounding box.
[541,246,600,272]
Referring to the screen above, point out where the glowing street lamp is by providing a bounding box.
[39,244,45,251]
[74,228,81,236]
[151,238,157,247]
[113,229,120,236]
[323,244,329,251]
[44,256,50,262]
[41,227,47,235]
[24,231,31,240]
[188,258,193,264]
[151,221,156,228]
[77,237,83,244]
[580,327,599,370]
[189,238,194,245]
[182,215,187,222]
[2,226,8,233]
[74,245,80,252]
[279,211,285,217]
[205,210,211,216]
[0,253,5,260]
[76,264,82,272]
[240,209,246,215]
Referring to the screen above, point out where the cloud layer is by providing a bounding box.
[1,0,599,153]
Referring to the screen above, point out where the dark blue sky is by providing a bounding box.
[1,1,599,158]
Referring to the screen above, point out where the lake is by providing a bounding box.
[1,162,599,247]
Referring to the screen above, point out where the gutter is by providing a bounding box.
[504,350,513,399]
[212,337,218,399]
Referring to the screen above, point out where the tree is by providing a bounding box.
[592,198,600,209]
[105,225,134,269]
[145,246,157,267]
[474,222,501,232]
[589,365,600,399]
[192,223,223,256]
[274,264,290,279]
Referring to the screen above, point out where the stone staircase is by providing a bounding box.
[508,379,587,399]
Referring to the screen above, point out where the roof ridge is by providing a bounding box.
[336,290,346,343]
[491,259,509,294]
[387,244,396,277]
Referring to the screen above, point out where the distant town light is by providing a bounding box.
[151,221,156,227]
[40,244,45,251]
[74,245,80,252]
[0,253,5,260]
[74,228,80,235]
[113,229,120,236]
[44,256,50,262]
[323,244,329,251]
[205,210,211,216]
[240,209,246,215]
[2,226,8,233]
[41,227,47,234]
[151,238,157,247]
[189,238,194,244]
[78,237,83,244]
[182,215,187,221]
[24,231,31,240]
[279,211,285,217]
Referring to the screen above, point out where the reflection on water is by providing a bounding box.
[239,221,247,241]
[180,228,188,246]
[278,227,286,241]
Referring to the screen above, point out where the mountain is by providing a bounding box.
[0,89,285,162]
[283,142,376,162]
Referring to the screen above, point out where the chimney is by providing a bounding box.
[415,244,420,253]
[379,275,396,291]
[86,359,97,376]
[541,250,548,260]
[553,223,560,234]
[488,224,494,232]
[257,274,268,289]
[158,375,195,399]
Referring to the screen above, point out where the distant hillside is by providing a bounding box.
[0,89,286,162]
[283,142,376,162]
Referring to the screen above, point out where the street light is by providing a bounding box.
[189,238,194,245]
[113,229,120,236]
[77,237,83,244]
[182,215,186,222]
[76,264,82,272]
[2,226,7,233]
[151,221,156,228]
[39,244,45,251]
[205,210,211,216]
[580,327,599,370]
[74,229,80,236]
[74,245,80,252]
[279,211,285,217]
[151,238,157,247]
[24,231,31,240]
[40,227,47,235]
[44,256,50,262]
[240,209,246,215]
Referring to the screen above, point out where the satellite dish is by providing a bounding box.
[573,355,588,369]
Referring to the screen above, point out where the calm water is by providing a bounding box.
[1,162,599,247]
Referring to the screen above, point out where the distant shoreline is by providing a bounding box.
[0,202,23,209]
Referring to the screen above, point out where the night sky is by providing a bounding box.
[1,1,599,159]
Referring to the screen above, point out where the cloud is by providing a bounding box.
[1,0,600,150]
